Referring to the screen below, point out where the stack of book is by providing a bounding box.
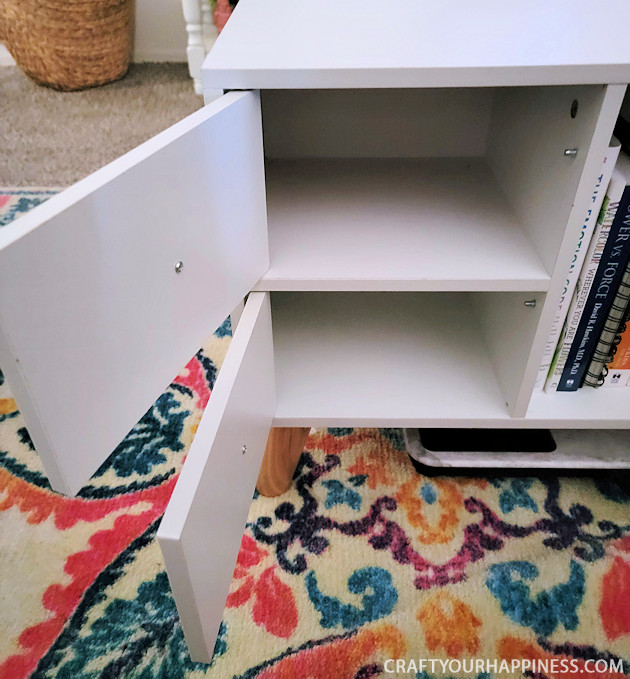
[538,118,630,393]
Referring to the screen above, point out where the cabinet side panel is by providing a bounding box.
[470,292,544,417]
[488,84,626,415]
[486,85,607,274]
[262,89,494,158]
[158,292,275,662]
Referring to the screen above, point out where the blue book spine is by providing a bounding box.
[557,185,630,391]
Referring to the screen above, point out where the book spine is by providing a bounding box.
[557,185,630,390]
[544,183,624,392]
[583,262,630,386]
[535,142,620,390]
[601,309,630,385]
[611,321,630,368]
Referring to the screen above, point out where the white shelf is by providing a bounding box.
[255,159,550,292]
[271,292,512,425]
[527,389,630,428]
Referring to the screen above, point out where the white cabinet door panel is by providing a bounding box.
[158,292,274,663]
[0,91,267,495]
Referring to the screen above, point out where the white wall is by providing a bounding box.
[134,0,189,62]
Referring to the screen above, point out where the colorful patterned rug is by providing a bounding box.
[1,189,630,679]
[0,189,61,227]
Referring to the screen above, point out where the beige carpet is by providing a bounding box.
[0,63,203,186]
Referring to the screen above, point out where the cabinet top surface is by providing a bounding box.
[203,0,630,89]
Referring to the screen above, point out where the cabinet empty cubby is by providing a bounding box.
[257,87,607,293]
[270,291,543,423]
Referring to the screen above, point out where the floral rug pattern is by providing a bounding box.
[1,190,630,678]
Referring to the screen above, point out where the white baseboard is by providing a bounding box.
[133,48,187,63]
[0,44,16,66]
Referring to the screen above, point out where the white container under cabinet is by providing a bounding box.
[1,0,630,662]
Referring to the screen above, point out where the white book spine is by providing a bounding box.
[535,140,620,390]
[544,167,627,392]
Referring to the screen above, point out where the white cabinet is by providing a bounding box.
[1,0,630,663]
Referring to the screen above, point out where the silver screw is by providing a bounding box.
[242,444,247,455]
[564,148,578,158]
[174,261,184,274]
[524,300,537,308]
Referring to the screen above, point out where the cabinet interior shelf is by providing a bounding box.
[256,158,551,292]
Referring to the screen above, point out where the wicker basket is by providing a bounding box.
[0,0,133,91]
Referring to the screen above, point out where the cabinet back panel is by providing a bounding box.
[261,88,494,158]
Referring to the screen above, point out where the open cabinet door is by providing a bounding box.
[158,292,275,663]
[0,91,267,496]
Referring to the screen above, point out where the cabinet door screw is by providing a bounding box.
[524,300,537,308]
[242,444,247,455]
[175,261,184,274]
[564,148,578,158]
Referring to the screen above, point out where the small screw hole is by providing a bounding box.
[570,99,578,118]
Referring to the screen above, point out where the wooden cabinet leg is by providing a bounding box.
[256,427,310,497]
